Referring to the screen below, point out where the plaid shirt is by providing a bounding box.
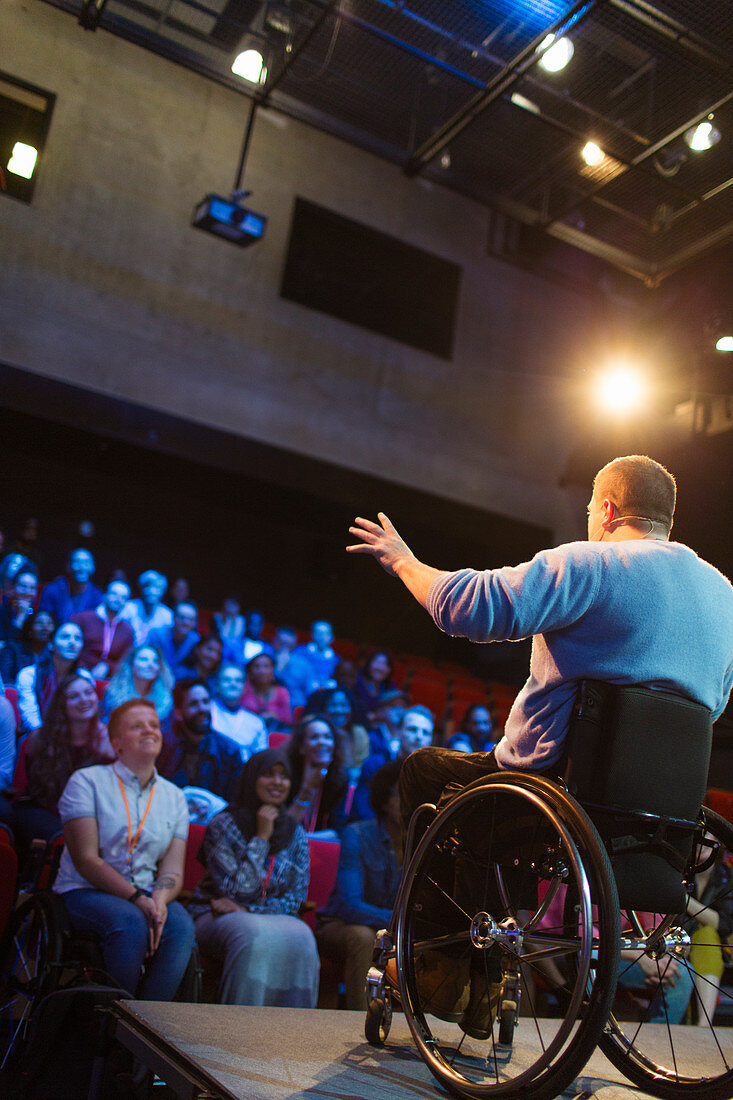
[188,810,309,919]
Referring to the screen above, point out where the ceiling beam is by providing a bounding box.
[403,0,601,176]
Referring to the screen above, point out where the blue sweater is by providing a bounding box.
[427,539,733,770]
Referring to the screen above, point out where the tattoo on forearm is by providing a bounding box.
[152,874,178,892]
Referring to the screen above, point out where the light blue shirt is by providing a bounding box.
[54,761,189,893]
[428,539,733,770]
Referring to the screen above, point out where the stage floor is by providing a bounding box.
[113,1001,731,1100]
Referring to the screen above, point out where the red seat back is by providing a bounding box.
[12,738,28,794]
[183,822,208,893]
[303,837,340,930]
[0,832,18,938]
[705,788,733,825]
[268,730,291,750]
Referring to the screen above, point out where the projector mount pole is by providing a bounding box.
[233,97,258,198]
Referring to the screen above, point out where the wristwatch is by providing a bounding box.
[128,888,144,904]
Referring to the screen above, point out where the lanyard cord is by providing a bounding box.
[261,855,276,902]
[304,788,322,834]
[115,768,155,866]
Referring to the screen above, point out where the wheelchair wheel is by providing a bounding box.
[598,808,733,1100]
[0,894,62,1067]
[394,773,620,1100]
[365,995,393,1045]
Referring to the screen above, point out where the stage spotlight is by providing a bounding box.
[537,35,574,73]
[596,365,646,414]
[232,48,266,84]
[716,335,733,352]
[7,141,37,179]
[684,119,721,152]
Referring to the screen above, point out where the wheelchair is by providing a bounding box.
[0,843,201,1072]
[365,681,733,1100]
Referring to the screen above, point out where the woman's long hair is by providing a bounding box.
[27,671,109,808]
[104,643,174,720]
[287,713,348,825]
[230,747,296,855]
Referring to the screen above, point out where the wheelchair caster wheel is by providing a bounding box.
[498,998,517,1046]
[365,995,392,1045]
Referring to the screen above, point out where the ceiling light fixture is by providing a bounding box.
[581,141,604,167]
[537,35,574,73]
[716,335,733,352]
[232,48,267,84]
[684,119,721,152]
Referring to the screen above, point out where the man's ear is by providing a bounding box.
[600,498,617,530]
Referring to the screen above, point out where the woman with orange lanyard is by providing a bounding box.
[52,697,195,999]
[189,747,319,1006]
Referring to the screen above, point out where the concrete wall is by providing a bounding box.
[1,0,593,540]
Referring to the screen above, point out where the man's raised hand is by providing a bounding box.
[346,512,413,577]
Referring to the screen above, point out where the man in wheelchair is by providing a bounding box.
[348,455,733,1100]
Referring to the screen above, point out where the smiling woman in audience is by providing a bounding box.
[287,714,350,835]
[189,747,319,1007]
[103,643,173,722]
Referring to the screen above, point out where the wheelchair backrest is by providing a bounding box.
[563,680,713,911]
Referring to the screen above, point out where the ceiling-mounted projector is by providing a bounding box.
[192,193,267,246]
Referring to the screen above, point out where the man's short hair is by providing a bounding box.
[174,600,198,615]
[369,760,403,816]
[593,455,676,531]
[400,704,434,728]
[108,697,157,742]
[173,676,210,709]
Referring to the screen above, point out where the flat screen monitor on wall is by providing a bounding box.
[280,197,461,359]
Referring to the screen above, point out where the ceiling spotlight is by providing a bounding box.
[716,335,733,352]
[538,35,574,73]
[510,92,540,115]
[596,365,646,414]
[440,150,451,169]
[7,141,37,179]
[581,141,605,167]
[684,120,721,151]
[232,48,266,84]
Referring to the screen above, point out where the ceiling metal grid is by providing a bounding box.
[38,0,733,283]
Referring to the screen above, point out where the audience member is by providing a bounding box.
[317,761,403,1009]
[8,517,43,573]
[455,703,499,753]
[242,653,292,730]
[103,643,174,722]
[72,579,135,679]
[148,601,200,680]
[1,670,115,849]
[333,658,359,696]
[0,609,55,686]
[39,548,102,623]
[287,714,349,835]
[210,664,268,759]
[0,563,38,644]
[271,625,297,678]
[354,651,398,718]
[352,705,434,821]
[0,552,30,599]
[306,686,369,774]
[212,595,246,659]
[158,678,243,801]
[180,633,223,695]
[170,577,191,605]
[282,620,339,707]
[684,831,733,1025]
[122,569,173,644]
[366,687,409,758]
[0,694,17,797]
[17,620,84,731]
[189,747,319,1007]
[52,698,195,999]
